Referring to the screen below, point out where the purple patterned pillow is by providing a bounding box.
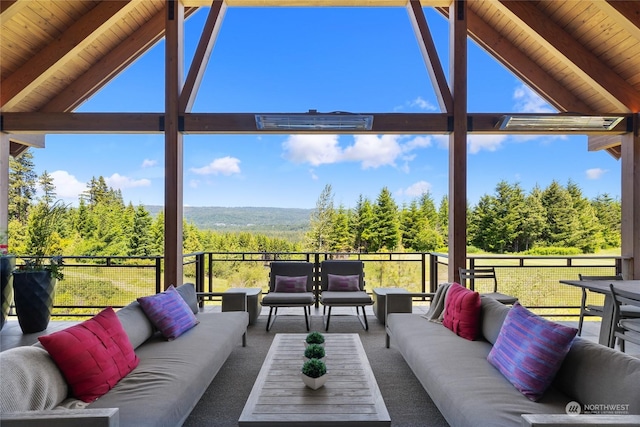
[487,302,577,401]
[327,274,360,291]
[137,286,199,340]
[274,275,308,293]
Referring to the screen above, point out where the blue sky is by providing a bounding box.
[33,6,621,209]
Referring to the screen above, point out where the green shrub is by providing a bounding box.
[524,246,582,256]
[302,358,326,378]
[305,331,325,344]
[304,344,325,359]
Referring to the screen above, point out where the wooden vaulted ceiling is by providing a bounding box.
[1,0,639,158]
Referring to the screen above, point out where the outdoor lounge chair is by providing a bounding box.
[458,267,518,305]
[261,261,315,331]
[319,260,373,331]
[610,283,640,353]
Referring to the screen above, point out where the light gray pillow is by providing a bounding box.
[176,283,199,314]
[0,346,68,412]
[116,301,155,348]
[480,296,510,344]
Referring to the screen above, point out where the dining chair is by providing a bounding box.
[261,261,316,331]
[576,274,640,336]
[458,267,518,305]
[609,283,640,352]
[319,260,373,331]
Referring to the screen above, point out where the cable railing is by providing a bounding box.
[7,252,623,319]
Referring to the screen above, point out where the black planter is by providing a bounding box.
[0,255,15,331]
[13,270,56,333]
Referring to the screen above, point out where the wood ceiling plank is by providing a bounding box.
[0,0,26,25]
[1,0,143,111]
[491,0,640,112]
[406,0,452,113]
[42,7,199,113]
[596,0,640,41]
[436,6,593,114]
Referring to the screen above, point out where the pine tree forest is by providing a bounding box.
[8,150,621,258]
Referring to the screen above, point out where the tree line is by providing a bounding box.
[7,150,620,257]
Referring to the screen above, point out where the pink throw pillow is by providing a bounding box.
[38,307,139,402]
[327,274,360,291]
[274,275,308,292]
[442,283,481,340]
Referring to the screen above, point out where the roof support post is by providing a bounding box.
[620,114,640,279]
[448,0,467,283]
[164,0,184,290]
[0,134,9,254]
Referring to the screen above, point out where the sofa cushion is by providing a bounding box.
[274,275,308,293]
[0,346,69,411]
[327,274,361,291]
[487,302,577,401]
[480,296,510,345]
[38,307,140,403]
[116,301,155,349]
[442,283,481,340]
[138,285,199,340]
[176,283,199,314]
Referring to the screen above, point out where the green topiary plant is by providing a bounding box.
[304,343,325,359]
[305,331,325,345]
[301,358,327,378]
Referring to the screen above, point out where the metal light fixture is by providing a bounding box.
[255,110,374,131]
[498,115,624,131]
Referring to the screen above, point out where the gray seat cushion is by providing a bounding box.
[262,292,314,306]
[320,291,373,305]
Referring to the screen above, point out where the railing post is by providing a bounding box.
[195,252,205,293]
[469,258,475,291]
[155,257,162,294]
[314,253,320,308]
[428,253,437,293]
[208,252,213,292]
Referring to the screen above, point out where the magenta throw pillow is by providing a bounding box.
[137,285,199,340]
[487,302,577,401]
[441,283,481,340]
[274,275,308,292]
[327,274,360,291]
[38,307,139,402]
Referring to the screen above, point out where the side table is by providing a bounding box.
[372,287,409,325]
[225,287,262,325]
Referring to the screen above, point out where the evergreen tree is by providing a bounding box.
[9,150,37,223]
[418,192,438,228]
[540,181,582,247]
[437,195,449,246]
[354,197,375,252]
[372,187,399,251]
[329,205,352,252]
[518,186,546,251]
[129,205,153,256]
[592,193,620,248]
[149,211,165,255]
[567,180,604,252]
[305,184,334,252]
[38,170,56,205]
[468,194,497,251]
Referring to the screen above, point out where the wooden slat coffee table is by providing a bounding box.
[239,333,390,426]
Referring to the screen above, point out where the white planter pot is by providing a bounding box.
[301,373,327,390]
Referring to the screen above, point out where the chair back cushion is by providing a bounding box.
[268,262,314,292]
[274,275,308,292]
[320,260,364,291]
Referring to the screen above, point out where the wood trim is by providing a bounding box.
[588,135,623,152]
[448,0,467,284]
[164,0,185,290]
[1,1,137,110]
[492,0,640,113]
[620,114,640,279]
[435,7,594,114]
[406,0,452,113]
[180,0,227,113]
[597,1,640,41]
[0,0,24,26]
[42,7,199,113]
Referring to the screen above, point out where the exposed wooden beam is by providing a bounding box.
[406,0,452,113]
[448,0,466,284]
[597,1,640,41]
[491,0,639,113]
[1,1,138,111]
[435,7,594,114]
[164,0,185,289]
[184,0,453,6]
[1,112,631,135]
[180,0,227,113]
[41,7,199,113]
[0,0,24,26]
[588,135,623,152]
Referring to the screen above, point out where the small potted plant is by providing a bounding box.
[305,331,325,347]
[301,358,327,390]
[304,343,325,361]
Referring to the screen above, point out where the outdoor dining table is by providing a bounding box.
[559,279,640,347]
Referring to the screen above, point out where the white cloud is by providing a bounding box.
[282,135,342,166]
[468,134,508,154]
[105,173,151,189]
[50,170,86,198]
[309,168,319,180]
[190,156,241,175]
[410,96,438,111]
[343,135,403,169]
[403,180,432,197]
[141,159,157,168]
[189,179,200,188]
[513,84,554,113]
[586,168,607,180]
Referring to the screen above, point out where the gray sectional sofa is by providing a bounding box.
[0,283,249,427]
[385,293,640,427]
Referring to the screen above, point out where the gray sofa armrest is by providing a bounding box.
[197,292,248,312]
[1,408,119,427]
[522,414,640,427]
[385,292,434,348]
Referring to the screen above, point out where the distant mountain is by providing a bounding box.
[145,206,312,232]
